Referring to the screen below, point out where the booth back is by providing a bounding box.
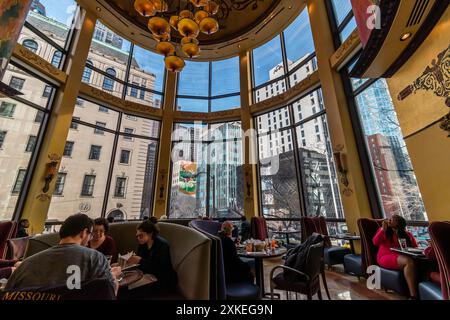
[109,221,211,300]
[357,218,384,273]
[429,221,450,300]
[23,233,60,259]
[300,216,332,247]
[0,221,18,259]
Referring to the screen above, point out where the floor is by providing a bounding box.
[262,257,406,300]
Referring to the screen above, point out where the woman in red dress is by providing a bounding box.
[373,214,418,298]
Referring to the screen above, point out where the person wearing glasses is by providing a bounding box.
[5,213,121,295]
[122,220,177,298]
[88,218,118,264]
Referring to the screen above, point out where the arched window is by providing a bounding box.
[22,39,38,53]
[82,60,93,83]
[51,51,62,68]
[102,68,116,91]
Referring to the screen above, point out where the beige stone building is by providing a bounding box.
[0,11,160,222]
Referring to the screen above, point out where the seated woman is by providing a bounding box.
[373,214,418,299]
[219,221,254,284]
[123,220,178,296]
[88,218,118,264]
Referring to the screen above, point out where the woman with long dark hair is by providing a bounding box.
[373,214,419,298]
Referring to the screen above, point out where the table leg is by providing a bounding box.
[254,258,264,297]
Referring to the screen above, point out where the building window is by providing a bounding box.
[51,51,62,68]
[63,141,74,157]
[123,128,133,140]
[98,105,109,113]
[82,61,93,83]
[119,150,131,164]
[94,122,106,135]
[0,131,6,148]
[89,145,102,160]
[114,177,127,197]
[34,110,44,123]
[126,115,137,121]
[75,98,84,107]
[12,169,27,194]
[130,83,138,98]
[22,39,38,53]
[54,173,67,196]
[140,81,146,100]
[81,175,95,196]
[0,102,16,117]
[25,135,37,153]
[70,117,80,129]
[102,68,116,91]
[9,77,25,91]
[42,85,52,98]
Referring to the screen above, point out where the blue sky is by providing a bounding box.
[37,0,77,26]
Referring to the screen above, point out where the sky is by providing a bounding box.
[36,0,77,26]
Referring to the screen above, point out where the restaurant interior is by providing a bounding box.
[0,0,449,302]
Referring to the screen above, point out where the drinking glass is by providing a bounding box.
[398,238,407,250]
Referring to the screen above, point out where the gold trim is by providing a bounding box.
[79,83,163,119]
[330,29,361,70]
[13,44,67,84]
[250,71,321,114]
[173,108,241,122]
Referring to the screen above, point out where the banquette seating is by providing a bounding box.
[189,220,260,300]
[418,221,450,300]
[357,218,409,296]
[21,221,211,300]
[0,221,18,259]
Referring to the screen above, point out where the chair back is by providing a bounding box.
[250,217,268,240]
[304,242,324,281]
[0,221,18,259]
[357,218,384,273]
[0,278,116,301]
[7,236,30,260]
[190,220,222,237]
[300,217,331,247]
[189,220,227,300]
[429,221,450,300]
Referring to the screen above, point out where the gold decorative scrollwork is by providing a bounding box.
[398,45,450,137]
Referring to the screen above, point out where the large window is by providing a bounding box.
[177,57,241,112]
[256,88,344,234]
[169,122,243,219]
[83,21,164,109]
[0,62,55,220]
[20,0,78,68]
[351,78,427,222]
[252,8,317,103]
[47,99,160,221]
[327,0,357,44]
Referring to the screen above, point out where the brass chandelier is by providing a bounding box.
[134,0,220,73]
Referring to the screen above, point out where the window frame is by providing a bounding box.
[81,174,96,197]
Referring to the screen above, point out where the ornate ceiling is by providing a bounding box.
[105,0,280,44]
[77,0,306,59]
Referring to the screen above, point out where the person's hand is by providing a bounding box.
[110,266,122,279]
[127,255,142,265]
[13,261,22,268]
[11,267,16,273]
[382,220,389,232]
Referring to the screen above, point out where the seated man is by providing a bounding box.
[5,214,120,295]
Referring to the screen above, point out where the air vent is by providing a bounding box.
[406,0,430,27]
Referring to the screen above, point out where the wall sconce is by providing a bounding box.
[244,165,252,199]
[333,150,353,196]
[43,154,61,193]
[158,169,167,200]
